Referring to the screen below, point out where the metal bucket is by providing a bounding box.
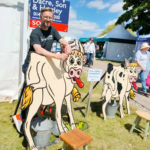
[33,130,51,147]
[31,117,53,148]
[106,101,119,118]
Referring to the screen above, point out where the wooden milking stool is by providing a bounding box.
[59,128,93,150]
[130,110,150,140]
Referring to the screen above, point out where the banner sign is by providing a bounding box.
[87,69,102,82]
[29,0,70,32]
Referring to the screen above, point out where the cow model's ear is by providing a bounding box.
[69,40,76,48]
[125,58,129,67]
[78,41,84,54]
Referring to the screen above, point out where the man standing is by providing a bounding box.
[87,38,96,68]
[83,40,89,65]
[135,42,150,97]
[13,8,72,133]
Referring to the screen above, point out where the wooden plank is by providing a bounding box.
[59,128,93,150]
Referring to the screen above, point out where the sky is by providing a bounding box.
[61,0,124,39]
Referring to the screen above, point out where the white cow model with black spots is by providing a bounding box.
[24,41,84,150]
[102,60,139,120]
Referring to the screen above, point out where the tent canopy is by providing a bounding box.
[100,24,136,62]
[80,24,136,44]
[103,24,136,40]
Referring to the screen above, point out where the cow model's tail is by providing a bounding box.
[72,87,81,102]
[21,86,33,110]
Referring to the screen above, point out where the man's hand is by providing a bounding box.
[63,45,72,55]
[59,38,72,56]
[56,53,68,61]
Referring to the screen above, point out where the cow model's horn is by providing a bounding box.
[69,40,76,48]
[78,41,84,53]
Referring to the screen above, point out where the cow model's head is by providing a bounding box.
[125,59,139,90]
[63,40,84,88]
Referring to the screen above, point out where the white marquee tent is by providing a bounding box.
[101,24,137,62]
[0,0,29,100]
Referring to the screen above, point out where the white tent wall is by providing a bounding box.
[0,0,24,97]
[105,42,136,62]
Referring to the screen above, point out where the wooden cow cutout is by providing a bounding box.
[23,41,84,150]
[102,60,139,120]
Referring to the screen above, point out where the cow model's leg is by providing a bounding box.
[55,97,66,134]
[102,84,108,97]
[24,89,43,150]
[65,95,76,130]
[102,89,112,120]
[119,93,125,118]
[125,92,130,114]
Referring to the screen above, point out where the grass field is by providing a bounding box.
[0,72,150,150]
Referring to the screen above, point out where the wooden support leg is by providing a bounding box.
[83,144,88,150]
[130,116,141,133]
[143,121,150,141]
[62,143,72,150]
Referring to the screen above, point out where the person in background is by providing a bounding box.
[13,7,72,133]
[83,40,89,65]
[87,37,96,68]
[135,42,150,97]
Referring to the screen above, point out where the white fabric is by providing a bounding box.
[83,43,89,53]
[87,42,95,53]
[0,0,24,6]
[0,4,24,97]
[135,50,148,70]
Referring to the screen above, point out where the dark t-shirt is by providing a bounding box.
[22,26,61,73]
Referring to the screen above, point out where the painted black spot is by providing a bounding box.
[112,76,115,83]
[108,75,110,78]
[107,63,113,74]
[117,82,122,94]
[121,63,124,68]
[119,72,123,77]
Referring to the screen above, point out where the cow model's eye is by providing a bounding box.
[130,70,133,73]
[70,57,74,64]
[77,59,81,65]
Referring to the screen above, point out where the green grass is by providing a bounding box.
[0,72,150,150]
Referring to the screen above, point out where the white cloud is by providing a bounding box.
[87,0,110,10]
[105,19,117,27]
[109,1,123,13]
[69,7,77,20]
[78,0,86,6]
[61,7,102,38]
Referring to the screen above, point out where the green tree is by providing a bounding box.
[116,0,150,35]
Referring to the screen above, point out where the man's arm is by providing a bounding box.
[33,44,68,61]
[59,38,72,55]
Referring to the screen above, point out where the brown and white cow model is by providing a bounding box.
[24,41,84,150]
[102,60,139,120]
